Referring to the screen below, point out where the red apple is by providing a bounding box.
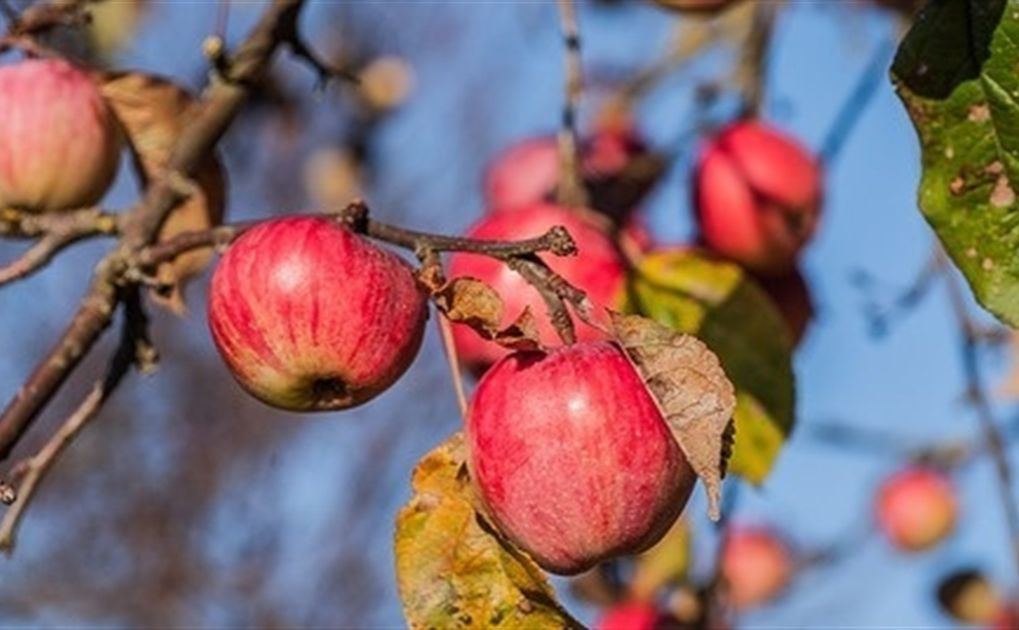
[449,202,627,372]
[755,269,814,345]
[694,120,822,275]
[484,136,561,212]
[596,601,661,630]
[208,216,428,411]
[0,58,121,212]
[484,130,657,219]
[653,0,741,12]
[720,526,793,610]
[467,341,695,575]
[876,466,957,552]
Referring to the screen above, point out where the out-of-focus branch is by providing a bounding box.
[737,0,781,116]
[0,0,307,464]
[555,0,588,208]
[0,287,148,554]
[939,247,1019,582]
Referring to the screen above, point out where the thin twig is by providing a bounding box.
[738,0,781,117]
[0,0,306,464]
[555,0,588,208]
[819,35,896,165]
[437,316,468,421]
[0,289,145,553]
[939,247,1019,582]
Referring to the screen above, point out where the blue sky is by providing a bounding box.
[1,1,1016,627]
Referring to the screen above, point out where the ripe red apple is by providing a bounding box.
[467,341,695,575]
[876,466,957,552]
[208,216,428,411]
[652,0,741,13]
[694,120,822,275]
[449,202,627,372]
[755,269,814,345]
[596,601,661,630]
[720,526,793,610]
[0,58,121,212]
[484,129,656,219]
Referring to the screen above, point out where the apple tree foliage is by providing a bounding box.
[894,0,1019,325]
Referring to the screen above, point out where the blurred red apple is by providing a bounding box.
[0,58,122,212]
[694,120,822,275]
[484,129,658,220]
[208,216,428,411]
[596,601,661,630]
[720,526,793,610]
[449,202,627,372]
[876,466,957,552]
[652,0,741,13]
[467,341,695,575]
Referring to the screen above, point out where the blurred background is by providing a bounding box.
[0,0,1015,626]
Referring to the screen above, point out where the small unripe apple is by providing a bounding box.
[208,216,428,411]
[0,58,122,212]
[720,526,793,610]
[694,121,822,275]
[652,0,741,13]
[467,341,695,575]
[596,601,661,630]
[876,466,957,552]
[449,203,627,372]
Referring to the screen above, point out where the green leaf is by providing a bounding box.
[627,250,795,484]
[892,0,1019,325]
[394,433,582,630]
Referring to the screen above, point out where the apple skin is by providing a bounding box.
[652,0,741,13]
[596,601,662,630]
[0,58,121,212]
[720,526,793,610]
[484,129,655,219]
[876,466,957,552]
[449,202,627,372]
[208,216,428,412]
[467,341,695,575]
[694,121,822,275]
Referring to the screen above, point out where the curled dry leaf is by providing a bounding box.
[432,277,542,352]
[394,433,582,630]
[611,312,736,521]
[101,71,227,314]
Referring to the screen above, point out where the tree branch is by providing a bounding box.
[0,0,307,464]
[555,0,588,208]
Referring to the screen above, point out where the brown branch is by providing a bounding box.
[0,0,306,463]
[0,287,147,554]
[555,0,588,209]
[737,0,781,117]
[938,247,1019,582]
[0,208,119,287]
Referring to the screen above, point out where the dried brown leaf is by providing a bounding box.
[433,278,542,352]
[101,72,227,314]
[611,312,736,521]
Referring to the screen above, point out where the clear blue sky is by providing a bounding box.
[0,1,1014,627]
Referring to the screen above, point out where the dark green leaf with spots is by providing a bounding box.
[893,0,1019,325]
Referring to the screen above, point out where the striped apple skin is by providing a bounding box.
[449,203,626,373]
[0,59,122,212]
[207,216,428,412]
[467,341,694,575]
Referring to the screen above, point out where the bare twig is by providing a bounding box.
[737,0,781,117]
[555,0,588,208]
[0,208,119,287]
[0,287,147,554]
[0,0,306,463]
[939,247,1019,581]
[437,316,468,421]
